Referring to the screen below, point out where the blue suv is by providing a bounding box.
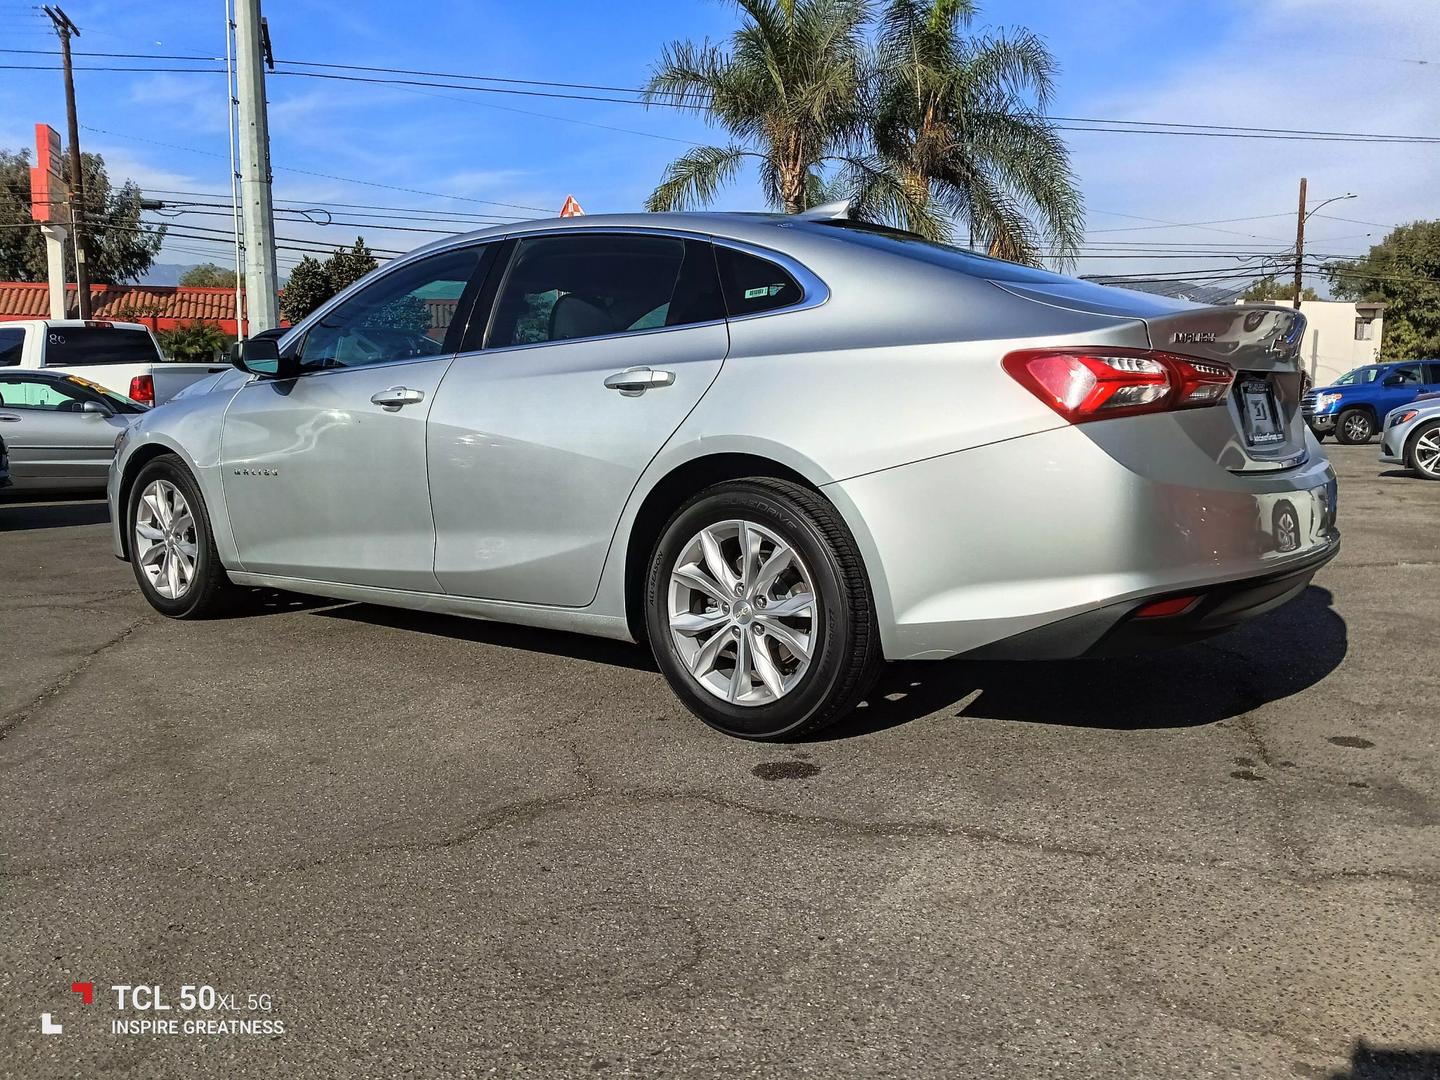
[1303,360,1440,444]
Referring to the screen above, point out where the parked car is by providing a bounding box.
[0,369,147,491]
[0,319,229,406]
[0,431,10,490]
[108,208,1339,739]
[1301,360,1440,444]
[1380,393,1440,480]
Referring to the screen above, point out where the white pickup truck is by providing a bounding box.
[0,319,230,406]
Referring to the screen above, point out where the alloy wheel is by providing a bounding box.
[134,478,198,600]
[667,519,817,706]
[1415,427,1440,477]
[1343,414,1371,441]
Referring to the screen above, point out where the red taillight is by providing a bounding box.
[128,374,154,405]
[1135,595,1200,619]
[1002,348,1234,423]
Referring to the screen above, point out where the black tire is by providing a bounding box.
[644,478,882,740]
[126,455,243,618]
[1406,419,1440,481]
[1335,408,1375,445]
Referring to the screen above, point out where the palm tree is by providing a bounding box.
[870,0,1083,264]
[645,0,910,218]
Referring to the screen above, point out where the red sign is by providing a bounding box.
[29,123,67,224]
[559,195,585,218]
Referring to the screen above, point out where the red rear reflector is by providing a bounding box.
[1135,595,1199,619]
[1002,348,1234,423]
[128,374,154,405]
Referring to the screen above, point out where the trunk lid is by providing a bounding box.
[994,281,1310,473]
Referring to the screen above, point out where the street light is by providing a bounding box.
[1293,182,1358,309]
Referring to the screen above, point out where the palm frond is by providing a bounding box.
[646,145,756,212]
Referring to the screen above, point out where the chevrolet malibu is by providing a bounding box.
[109,207,1339,739]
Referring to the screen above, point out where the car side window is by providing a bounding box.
[1390,364,1423,385]
[0,376,85,411]
[714,245,802,317]
[1426,362,1440,384]
[485,235,722,349]
[297,246,487,371]
[0,328,23,366]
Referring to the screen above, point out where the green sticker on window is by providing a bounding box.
[743,284,784,299]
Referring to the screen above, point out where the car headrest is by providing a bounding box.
[548,294,614,342]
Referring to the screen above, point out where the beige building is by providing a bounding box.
[1236,298,1384,385]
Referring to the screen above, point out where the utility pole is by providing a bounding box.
[234,0,279,333]
[43,5,91,319]
[1292,176,1308,311]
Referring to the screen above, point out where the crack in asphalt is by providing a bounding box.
[0,616,153,741]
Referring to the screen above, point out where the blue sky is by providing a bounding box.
[2,0,1436,286]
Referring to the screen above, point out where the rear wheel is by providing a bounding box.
[127,456,243,617]
[1336,408,1375,444]
[1407,420,1440,480]
[645,478,881,740]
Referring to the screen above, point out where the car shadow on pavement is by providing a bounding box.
[1322,1039,1440,1080]
[820,585,1347,740]
[314,603,658,673]
[0,495,109,531]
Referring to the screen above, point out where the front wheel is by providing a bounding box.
[1407,420,1440,480]
[127,456,243,617]
[645,478,882,740]
[1336,408,1375,444]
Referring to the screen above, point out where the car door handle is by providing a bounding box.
[370,386,425,409]
[604,367,675,396]
[0,414,20,422]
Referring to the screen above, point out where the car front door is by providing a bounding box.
[0,374,131,485]
[220,244,492,589]
[1378,363,1426,418]
[427,232,730,606]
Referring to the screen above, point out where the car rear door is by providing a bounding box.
[427,232,729,606]
[219,244,493,589]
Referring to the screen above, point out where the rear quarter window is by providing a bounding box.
[0,327,23,366]
[714,246,802,317]
[42,327,161,366]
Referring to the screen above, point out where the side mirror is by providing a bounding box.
[81,399,114,416]
[230,337,296,379]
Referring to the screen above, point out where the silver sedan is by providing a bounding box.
[1380,395,1440,480]
[108,207,1340,739]
[0,370,146,491]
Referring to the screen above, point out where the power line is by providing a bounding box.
[13,48,1440,145]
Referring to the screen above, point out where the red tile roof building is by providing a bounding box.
[0,282,286,335]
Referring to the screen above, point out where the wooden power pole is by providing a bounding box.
[43,5,92,319]
[1292,177,1307,311]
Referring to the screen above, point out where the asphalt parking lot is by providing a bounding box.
[2,442,1437,1079]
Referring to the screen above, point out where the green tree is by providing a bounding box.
[644,0,880,218]
[158,320,233,362]
[1325,221,1440,360]
[642,0,1082,266]
[1242,275,1317,303]
[277,239,379,324]
[0,147,165,283]
[869,0,1083,263]
[179,262,237,288]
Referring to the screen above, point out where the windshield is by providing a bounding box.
[1333,366,1383,386]
[42,326,161,367]
[61,373,149,412]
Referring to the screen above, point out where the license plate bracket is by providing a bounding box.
[1239,378,1285,447]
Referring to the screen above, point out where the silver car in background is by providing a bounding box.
[0,369,147,491]
[1380,394,1440,480]
[108,207,1339,739]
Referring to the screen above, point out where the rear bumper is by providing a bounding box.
[962,542,1336,658]
[827,422,1340,661]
